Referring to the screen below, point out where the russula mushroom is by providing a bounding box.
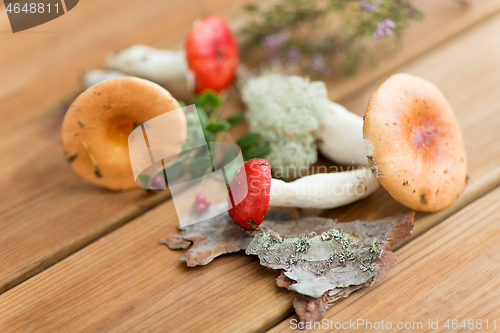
[228,159,379,230]
[62,77,187,190]
[87,15,239,93]
[364,73,467,212]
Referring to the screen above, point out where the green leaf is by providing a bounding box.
[138,174,151,183]
[195,90,221,108]
[237,133,262,150]
[206,121,231,133]
[203,131,215,143]
[188,155,212,178]
[164,160,185,182]
[196,107,209,127]
[226,113,244,125]
[244,3,258,12]
[177,100,186,108]
[243,145,271,160]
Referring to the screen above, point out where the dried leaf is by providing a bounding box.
[247,212,414,323]
[160,203,254,267]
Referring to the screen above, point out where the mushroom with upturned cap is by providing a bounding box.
[228,159,379,230]
[62,77,187,190]
[363,73,467,212]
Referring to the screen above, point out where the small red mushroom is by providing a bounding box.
[94,15,239,93]
[186,15,239,93]
[227,158,379,230]
[228,158,379,230]
[228,159,271,230]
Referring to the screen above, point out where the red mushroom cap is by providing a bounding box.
[228,158,271,230]
[185,15,239,93]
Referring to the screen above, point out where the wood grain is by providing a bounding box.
[326,0,500,101]
[0,0,251,295]
[0,200,295,333]
[0,0,252,130]
[2,11,500,332]
[1,0,496,296]
[269,184,500,332]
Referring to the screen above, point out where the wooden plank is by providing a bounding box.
[0,200,295,333]
[1,0,496,296]
[0,0,251,130]
[0,0,251,295]
[2,0,500,132]
[327,0,500,101]
[269,184,500,332]
[2,12,500,332]
[0,114,173,295]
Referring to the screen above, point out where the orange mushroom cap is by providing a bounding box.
[62,77,186,190]
[363,73,467,212]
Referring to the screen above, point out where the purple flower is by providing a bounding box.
[287,46,301,62]
[310,53,330,75]
[260,32,290,50]
[261,32,290,62]
[373,18,396,38]
[359,0,377,12]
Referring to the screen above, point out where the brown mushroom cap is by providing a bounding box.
[363,73,467,212]
[62,77,186,190]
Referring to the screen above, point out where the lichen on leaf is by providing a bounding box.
[248,212,414,323]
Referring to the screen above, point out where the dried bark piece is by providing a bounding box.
[293,250,397,323]
[160,203,254,266]
[247,212,414,323]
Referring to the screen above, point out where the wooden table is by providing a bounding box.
[1,0,500,332]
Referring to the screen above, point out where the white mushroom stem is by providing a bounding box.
[269,167,379,209]
[107,45,189,82]
[314,101,371,166]
[83,45,194,89]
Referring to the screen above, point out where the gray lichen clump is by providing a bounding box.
[260,231,283,250]
[241,74,328,178]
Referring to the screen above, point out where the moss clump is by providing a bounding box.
[242,74,328,178]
